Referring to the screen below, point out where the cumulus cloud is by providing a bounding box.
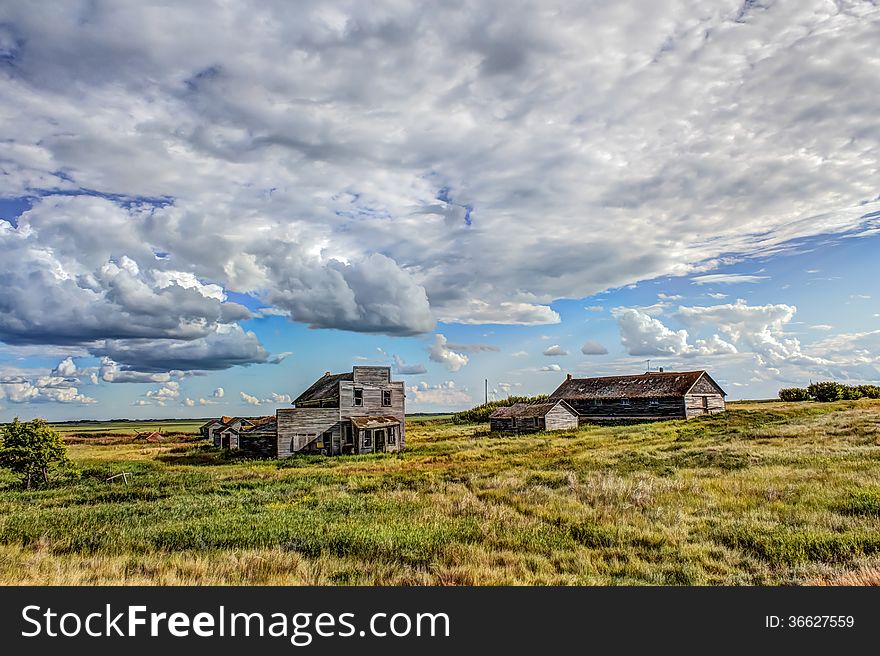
[540,364,562,372]
[240,391,262,406]
[145,381,180,405]
[428,334,469,372]
[212,387,225,398]
[581,340,609,355]
[613,307,737,357]
[392,355,427,375]
[407,381,472,406]
[1,1,879,396]
[52,357,77,377]
[182,397,195,407]
[542,344,568,356]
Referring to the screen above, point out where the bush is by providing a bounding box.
[778,388,810,402]
[451,395,549,423]
[807,381,843,402]
[0,418,69,489]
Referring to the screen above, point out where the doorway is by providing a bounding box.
[374,428,386,452]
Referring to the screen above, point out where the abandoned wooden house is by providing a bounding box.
[489,399,579,434]
[277,366,405,457]
[550,370,726,422]
[205,416,273,450]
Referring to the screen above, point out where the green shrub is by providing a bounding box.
[807,381,843,402]
[452,395,549,423]
[778,388,810,402]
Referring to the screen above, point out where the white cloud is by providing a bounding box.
[428,334,469,372]
[511,351,529,357]
[145,381,180,405]
[542,344,568,356]
[52,356,77,377]
[540,364,562,372]
[0,1,878,369]
[581,340,609,355]
[708,293,728,300]
[392,354,427,375]
[182,397,195,407]
[612,307,737,357]
[584,306,603,312]
[240,391,262,406]
[213,387,225,398]
[691,274,769,285]
[407,381,472,406]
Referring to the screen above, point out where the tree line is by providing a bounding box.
[779,382,880,403]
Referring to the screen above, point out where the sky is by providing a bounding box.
[0,0,878,421]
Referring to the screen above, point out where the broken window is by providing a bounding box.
[353,388,363,406]
[387,427,396,445]
[649,398,659,406]
[363,430,372,447]
[382,389,392,406]
[620,399,631,406]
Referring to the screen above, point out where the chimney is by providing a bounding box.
[324,371,331,376]
[658,367,664,373]
[566,373,572,381]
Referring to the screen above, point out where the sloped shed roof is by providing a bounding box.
[294,372,353,405]
[349,416,400,429]
[490,399,576,419]
[550,371,725,399]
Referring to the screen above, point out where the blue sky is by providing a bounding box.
[0,1,878,420]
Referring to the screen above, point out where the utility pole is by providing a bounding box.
[485,378,488,405]
[646,359,651,372]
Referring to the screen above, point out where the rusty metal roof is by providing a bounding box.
[550,371,723,399]
[349,416,400,429]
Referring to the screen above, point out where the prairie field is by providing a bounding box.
[2,400,880,585]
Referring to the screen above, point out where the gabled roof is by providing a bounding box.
[550,371,726,399]
[490,399,577,419]
[241,417,276,433]
[294,371,353,405]
[199,418,224,430]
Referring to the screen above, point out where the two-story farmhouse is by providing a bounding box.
[550,370,726,422]
[276,366,405,457]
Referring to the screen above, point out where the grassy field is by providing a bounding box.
[2,400,879,585]
[50,419,206,436]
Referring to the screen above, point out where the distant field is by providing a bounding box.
[50,420,206,436]
[2,399,879,585]
[50,414,453,436]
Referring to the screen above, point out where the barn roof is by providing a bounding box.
[490,399,576,419]
[550,371,725,399]
[241,417,276,433]
[199,418,224,430]
[294,372,353,405]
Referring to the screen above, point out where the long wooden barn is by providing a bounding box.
[550,370,726,422]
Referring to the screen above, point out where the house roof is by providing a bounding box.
[490,399,576,419]
[349,416,400,429]
[241,417,276,433]
[550,371,725,399]
[199,418,223,430]
[294,372,353,405]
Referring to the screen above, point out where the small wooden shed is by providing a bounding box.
[489,399,579,434]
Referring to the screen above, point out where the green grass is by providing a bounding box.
[49,419,206,436]
[1,399,879,585]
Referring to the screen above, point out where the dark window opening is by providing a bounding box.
[620,399,631,406]
[353,388,363,406]
[344,423,353,444]
[649,398,659,406]
[382,389,392,406]
[363,430,372,447]
[387,427,396,445]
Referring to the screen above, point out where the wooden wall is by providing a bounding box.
[566,397,685,421]
[352,366,391,384]
[544,404,579,431]
[239,433,277,458]
[276,408,339,456]
[339,380,405,451]
[684,394,725,418]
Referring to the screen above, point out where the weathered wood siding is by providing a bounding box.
[567,397,685,422]
[276,408,339,456]
[339,380,405,451]
[689,374,726,396]
[352,366,391,385]
[544,403,579,431]
[239,433,277,458]
[684,394,725,418]
[490,417,514,432]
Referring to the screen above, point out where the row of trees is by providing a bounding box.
[779,382,880,403]
[0,418,68,489]
[452,394,550,423]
